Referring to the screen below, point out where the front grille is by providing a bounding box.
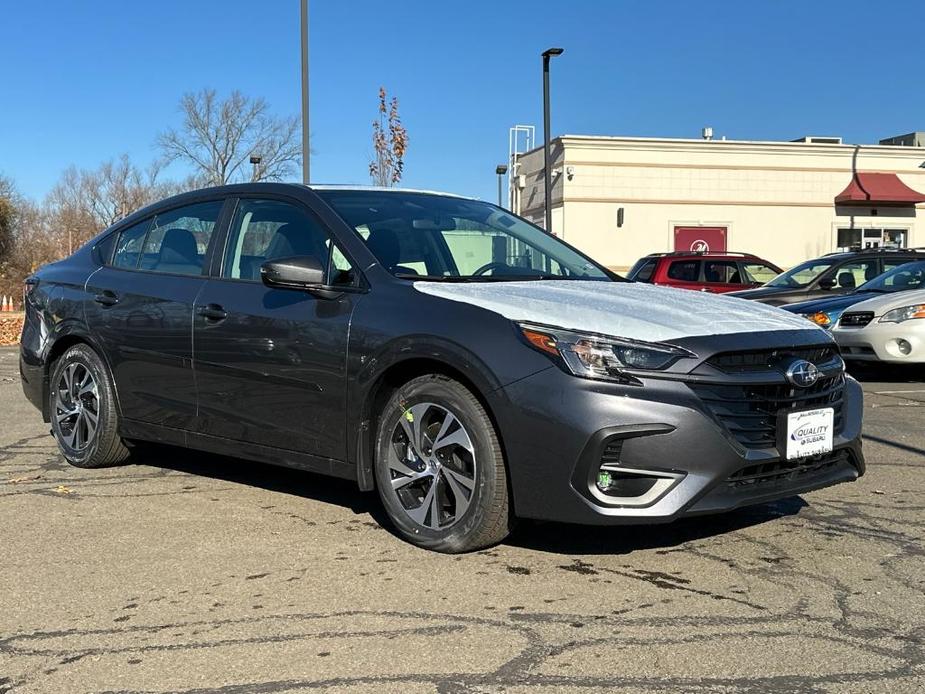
[839,311,874,327]
[726,449,851,489]
[708,345,839,373]
[689,373,845,449]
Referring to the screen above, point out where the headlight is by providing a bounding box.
[879,304,925,323]
[805,311,832,327]
[519,323,695,381]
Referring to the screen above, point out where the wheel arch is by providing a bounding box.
[353,356,511,507]
[43,332,119,422]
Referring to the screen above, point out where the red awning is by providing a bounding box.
[835,172,925,206]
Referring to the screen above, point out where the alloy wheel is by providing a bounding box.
[387,402,477,530]
[54,362,100,451]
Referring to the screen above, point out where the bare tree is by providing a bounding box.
[157,89,301,186]
[45,155,168,255]
[369,87,409,187]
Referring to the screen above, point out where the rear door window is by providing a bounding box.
[667,260,701,282]
[139,201,224,275]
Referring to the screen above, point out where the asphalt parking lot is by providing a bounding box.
[1,346,923,693]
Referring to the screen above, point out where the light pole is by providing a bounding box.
[542,47,563,234]
[495,164,508,208]
[300,0,310,184]
[250,155,262,181]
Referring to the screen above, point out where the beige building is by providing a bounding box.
[510,133,925,270]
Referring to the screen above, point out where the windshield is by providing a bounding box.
[858,260,925,293]
[317,190,613,282]
[765,260,834,288]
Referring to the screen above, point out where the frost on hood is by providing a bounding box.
[414,280,821,342]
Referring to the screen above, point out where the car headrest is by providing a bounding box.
[158,228,199,264]
[265,223,326,260]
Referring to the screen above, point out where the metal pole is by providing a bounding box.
[543,56,551,232]
[498,174,503,207]
[300,0,310,185]
[541,48,562,233]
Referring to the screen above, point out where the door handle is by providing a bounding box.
[94,290,119,306]
[197,303,227,321]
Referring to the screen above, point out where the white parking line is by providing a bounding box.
[872,389,925,394]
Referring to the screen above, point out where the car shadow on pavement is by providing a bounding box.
[846,362,923,384]
[506,497,808,557]
[129,443,809,556]
[129,443,390,525]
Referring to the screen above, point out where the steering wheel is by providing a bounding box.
[472,262,512,276]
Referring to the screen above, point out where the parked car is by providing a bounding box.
[729,248,925,305]
[627,251,782,293]
[20,183,864,552]
[831,288,925,364]
[783,260,925,328]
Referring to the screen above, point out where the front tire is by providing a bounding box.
[374,375,512,553]
[49,344,130,468]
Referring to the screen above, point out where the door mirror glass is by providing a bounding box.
[260,255,325,289]
[818,276,837,290]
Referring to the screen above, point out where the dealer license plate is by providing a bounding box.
[783,407,834,460]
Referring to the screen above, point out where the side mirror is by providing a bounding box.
[818,276,837,290]
[260,255,326,290]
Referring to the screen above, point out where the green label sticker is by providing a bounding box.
[405,410,414,423]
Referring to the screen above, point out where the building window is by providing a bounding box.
[837,228,907,252]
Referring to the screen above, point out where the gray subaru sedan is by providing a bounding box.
[20,183,864,552]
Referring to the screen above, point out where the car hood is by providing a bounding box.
[784,292,877,315]
[414,280,820,343]
[839,288,925,317]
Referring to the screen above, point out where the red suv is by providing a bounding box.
[627,252,782,293]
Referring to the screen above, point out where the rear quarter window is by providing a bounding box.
[667,260,700,282]
[112,219,153,269]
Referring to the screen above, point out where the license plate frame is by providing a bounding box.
[778,407,834,460]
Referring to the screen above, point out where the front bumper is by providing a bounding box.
[833,320,925,363]
[494,363,864,526]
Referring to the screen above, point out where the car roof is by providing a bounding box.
[644,251,763,260]
[818,248,925,260]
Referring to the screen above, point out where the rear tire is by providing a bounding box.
[374,375,512,553]
[49,344,131,469]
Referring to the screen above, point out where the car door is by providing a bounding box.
[192,196,362,463]
[85,199,227,429]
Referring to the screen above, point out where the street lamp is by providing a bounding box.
[300,0,310,184]
[495,164,508,208]
[542,47,563,234]
[250,155,262,181]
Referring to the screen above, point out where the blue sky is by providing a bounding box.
[1,0,921,203]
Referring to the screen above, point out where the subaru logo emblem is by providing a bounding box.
[786,359,820,388]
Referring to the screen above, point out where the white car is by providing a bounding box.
[831,288,925,363]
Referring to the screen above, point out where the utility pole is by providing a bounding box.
[300,0,310,184]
